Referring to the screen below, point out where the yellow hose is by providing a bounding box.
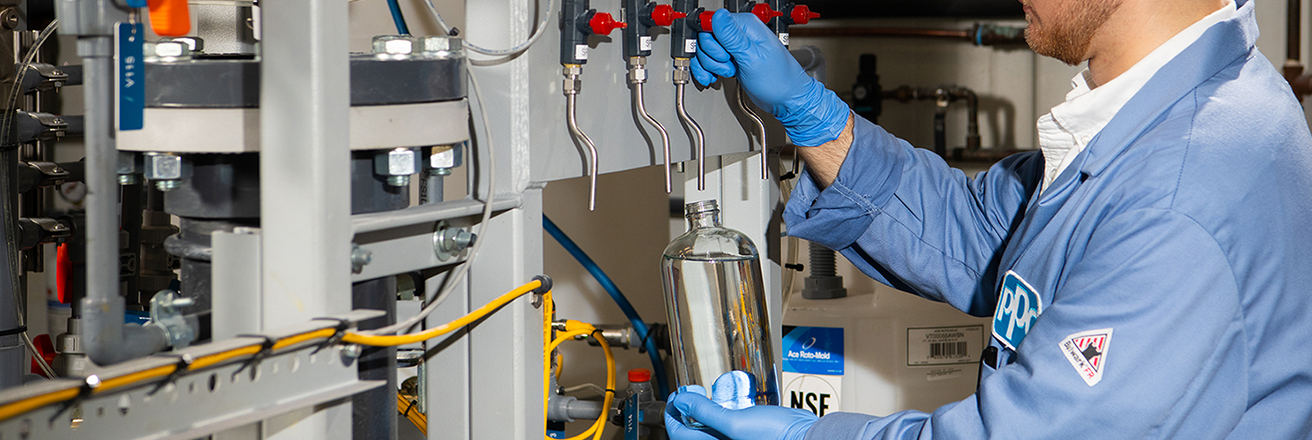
[0,279,549,423]
[342,279,543,347]
[544,320,615,440]
[397,392,427,433]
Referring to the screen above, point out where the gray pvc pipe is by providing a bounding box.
[79,36,167,366]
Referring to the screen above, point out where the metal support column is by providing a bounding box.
[258,0,352,438]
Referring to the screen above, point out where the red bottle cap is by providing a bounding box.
[628,368,652,383]
[751,3,783,23]
[651,4,688,27]
[590,12,627,36]
[790,5,820,25]
[699,10,716,32]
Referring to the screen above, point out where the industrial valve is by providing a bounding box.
[623,0,678,193]
[769,1,821,46]
[561,0,626,65]
[623,0,684,57]
[560,0,624,209]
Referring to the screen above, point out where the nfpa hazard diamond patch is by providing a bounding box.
[1059,328,1113,387]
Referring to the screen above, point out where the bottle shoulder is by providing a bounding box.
[662,226,760,261]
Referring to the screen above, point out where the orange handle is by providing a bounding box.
[148,0,190,37]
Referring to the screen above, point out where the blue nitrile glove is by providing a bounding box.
[664,373,817,440]
[690,9,848,146]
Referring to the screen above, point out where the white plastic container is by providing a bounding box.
[782,283,990,417]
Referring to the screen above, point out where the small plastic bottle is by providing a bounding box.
[661,199,780,424]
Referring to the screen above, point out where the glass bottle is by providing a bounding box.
[661,200,779,416]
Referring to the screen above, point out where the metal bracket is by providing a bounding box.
[147,290,198,349]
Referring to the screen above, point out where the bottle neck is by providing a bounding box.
[686,210,720,229]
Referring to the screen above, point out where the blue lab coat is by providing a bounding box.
[782,0,1312,438]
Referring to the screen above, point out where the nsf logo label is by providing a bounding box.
[992,271,1043,351]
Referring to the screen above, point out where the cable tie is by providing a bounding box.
[403,397,418,417]
[0,326,27,337]
[637,323,660,354]
[604,388,616,395]
[231,335,276,377]
[148,353,194,396]
[50,374,99,423]
[310,318,353,356]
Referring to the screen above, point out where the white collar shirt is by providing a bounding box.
[1037,1,1236,193]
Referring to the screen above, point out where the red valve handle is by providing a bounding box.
[751,3,783,23]
[699,10,716,32]
[789,5,820,25]
[148,0,191,37]
[590,12,627,35]
[651,4,688,27]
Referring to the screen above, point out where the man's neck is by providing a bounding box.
[1085,0,1228,87]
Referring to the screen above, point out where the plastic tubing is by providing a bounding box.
[542,215,669,397]
[545,321,615,440]
[386,0,410,35]
[342,279,543,347]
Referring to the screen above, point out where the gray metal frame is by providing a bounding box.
[255,0,353,438]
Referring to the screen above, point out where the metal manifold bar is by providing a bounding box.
[0,310,384,440]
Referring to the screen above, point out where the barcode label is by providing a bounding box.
[930,342,969,359]
[907,325,984,366]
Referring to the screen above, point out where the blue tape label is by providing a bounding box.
[117,22,145,131]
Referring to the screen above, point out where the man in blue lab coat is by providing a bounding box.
[665,0,1312,438]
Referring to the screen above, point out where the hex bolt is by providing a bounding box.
[117,174,139,186]
[386,175,410,187]
[418,36,463,55]
[452,230,476,250]
[144,152,188,192]
[375,148,419,187]
[155,180,182,192]
[372,35,418,59]
[350,244,373,274]
[341,344,363,363]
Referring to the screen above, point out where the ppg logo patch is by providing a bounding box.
[992,271,1043,351]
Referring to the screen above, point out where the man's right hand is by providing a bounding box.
[691,9,849,147]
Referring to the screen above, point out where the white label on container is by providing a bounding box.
[907,325,983,366]
[575,44,589,60]
[640,36,653,51]
[783,372,840,417]
[685,39,698,53]
[779,33,790,46]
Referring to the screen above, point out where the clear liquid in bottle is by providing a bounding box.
[661,200,779,428]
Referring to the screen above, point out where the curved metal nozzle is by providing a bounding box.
[566,94,598,211]
[675,83,705,190]
[630,58,672,193]
[564,65,598,210]
[735,83,770,180]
